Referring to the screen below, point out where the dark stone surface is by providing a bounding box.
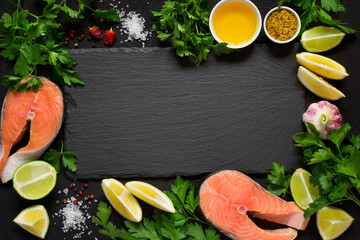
[0,0,360,240]
[64,45,305,179]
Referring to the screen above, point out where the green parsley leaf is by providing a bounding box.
[42,141,78,173]
[92,9,121,22]
[266,162,291,197]
[304,197,330,218]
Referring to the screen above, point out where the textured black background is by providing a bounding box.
[0,0,360,239]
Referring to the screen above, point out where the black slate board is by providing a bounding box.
[65,45,305,179]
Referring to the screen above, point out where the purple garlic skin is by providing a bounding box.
[303,100,342,140]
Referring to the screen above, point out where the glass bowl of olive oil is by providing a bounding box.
[209,0,262,49]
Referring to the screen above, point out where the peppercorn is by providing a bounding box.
[87,194,91,199]
[70,30,75,34]
[74,199,78,204]
[80,187,84,192]
[56,200,60,205]
[70,183,74,188]
[74,188,78,193]
[70,34,75,39]
[84,183,88,188]
[90,194,94,199]
[92,43,96,48]
[81,34,85,39]
[63,199,67,204]
[84,196,89,201]
[79,190,83,195]
[65,37,70,41]
[65,41,69,46]
[74,43,78,48]
[78,36,82,41]
[88,36,92,41]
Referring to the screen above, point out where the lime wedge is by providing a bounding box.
[13,205,49,239]
[290,168,321,210]
[126,181,175,213]
[13,161,57,200]
[317,206,354,240]
[300,26,345,52]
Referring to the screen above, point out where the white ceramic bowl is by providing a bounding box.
[209,0,262,49]
[263,6,301,44]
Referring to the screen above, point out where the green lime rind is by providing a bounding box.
[300,26,345,53]
[13,160,57,200]
[290,168,321,210]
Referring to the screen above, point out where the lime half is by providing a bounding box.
[317,206,354,240]
[290,168,321,210]
[300,26,345,53]
[13,161,57,200]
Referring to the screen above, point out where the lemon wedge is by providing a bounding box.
[101,178,142,222]
[290,168,320,210]
[13,205,49,239]
[297,66,345,100]
[300,26,345,52]
[317,206,354,240]
[126,181,175,213]
[296,52,348,80]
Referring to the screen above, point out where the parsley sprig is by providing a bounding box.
[266,162,291,197]
[151,0,233,66]
[0,0,120,92]
[268,123,360,218]
[278,0,356,34]
[42,141,78,173]
[92,176,220,240]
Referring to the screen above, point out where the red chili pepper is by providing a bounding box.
[104,28,116,45]
[89,26,102,39]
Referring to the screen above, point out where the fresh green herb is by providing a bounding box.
[278,0,356,34]
[42,141,77,173]
[0,0,119,92]
[92,176,220,240]
[151,0,233,65]
[293,123,360,218]
[266,162,291,197]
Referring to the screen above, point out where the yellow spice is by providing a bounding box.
[266,9,298,41]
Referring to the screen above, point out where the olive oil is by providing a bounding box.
[212,1,257,46]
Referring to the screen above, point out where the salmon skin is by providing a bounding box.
[0,77,63,183]
[199,170,309,240]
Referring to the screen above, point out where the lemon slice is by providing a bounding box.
[13,205,49,239]
[13,161,57,200]
[296,52,349,80]
[101,178,142,222]
[317,206,354,240]
[300,26,345,52]
[297,66,345,100]
[290,168,321,210]
[125,181,175,213]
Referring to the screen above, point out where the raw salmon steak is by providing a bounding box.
[200,170,309,240]
[0,77,63,183]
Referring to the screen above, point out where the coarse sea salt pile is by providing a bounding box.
[53,187,97,239]
[106,1,151,46]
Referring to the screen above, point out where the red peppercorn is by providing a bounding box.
[90,194,94,199]
[70,34,75,39]
[104,28,116,45]
[79,190,83,195]
[81,34,85,39]
[65,41,69,46]
[70,183,74,188]
[74,199,78,204]
[70,30,75,34]
[84,183,88,188]
[87,194,91,199]
[63,199,67,204]
[89,26,102,39]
